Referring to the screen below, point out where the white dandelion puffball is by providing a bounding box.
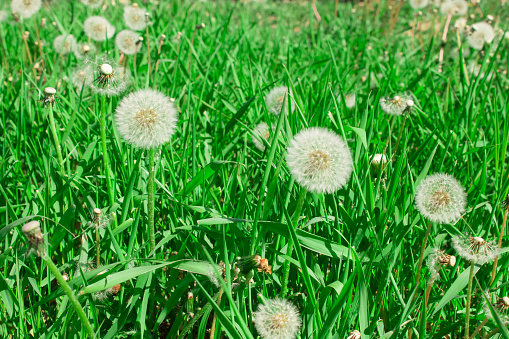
[265,86,295,115]
[286,127,353,194]
[115,89,179,149]
[115,29,140,55]
[53,34,76,55]
[253,298,302,339]
[124,5,146,31]
[440,0,468,16]
[11,0,41,18]
[467,22,495,50]
[454,17,467,33]
[251,122,273,151]
[339,93,356,109]
[379,93,412,115]
[81,0,103,9]
[84,16,115,42]
[88,57,128,96]
[410,0,428,9]
[73,42,97,60]
[452,235,499,265]
[415,173,466,224]
[71,65,93,89]
[0,10,8,22]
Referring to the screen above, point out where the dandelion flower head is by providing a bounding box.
[265,86,295,116]
[253,298,302,339]
[87,57,128,96]
[84,16,115,42]
[71,65,94,89]
[115,89,179,149]
[379,93,412,115]
[0,10,9,22]
[11,0,41,18]
[482,294,509,325]
[409,0,428,9]
[339,93,356,109]
[451,235,499,265]
[81,0,103,9]
[415,173,466,224]
[252,122,273,152]
[454,17,467,33]
[53,34,76,55]
[124,4,146,31]
[73,42,97,60]
[467,22,495,50]
[286,127,353,194]
[115,29,141,55]
[426,248,456,281]
[440,0,468,16]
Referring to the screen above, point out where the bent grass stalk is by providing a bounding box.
[280,188,307,297]
[43,255,96,338]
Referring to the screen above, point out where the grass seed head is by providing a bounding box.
[115,89,179,149]
[415,173,466,224]
[253,298,302,339]
[84,16,116,42]
[286,127,353,194]
[11,0,41,19]
[265,86,294,116]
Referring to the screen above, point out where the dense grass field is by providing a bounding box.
[2,0,509,338]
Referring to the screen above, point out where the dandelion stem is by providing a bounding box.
[209,287,223,339]
[392,112,408,158]
[413,220,432,302]
[280,188,307,297]
[470,318,489,339]
[147,147,156,253]
[47,103,66,176]
[95,225,100,268]
[99,96,114,206]
[43,255,96,338]
[490,201,509,286]
[465,262,476,339]
[438,13,452,73]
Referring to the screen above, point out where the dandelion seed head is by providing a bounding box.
[11,0,41,18]
[115,29,140,55]
[22,220,45,257]
[87,57,128,96]
[252,122,273,152]
[84,16,115,42]
[482,292,509,325]
[467,22,495,50]
[205,263,225,288]
[409,0,428,10]
[115,89,179,149]
[454,17,467,33]
[253,298,302,339]
[265,86,294,115]
[124,5,146,31]
[346,330,361,339]
[71,65,94,89]
[53,34,76,55]
[440,0,468,16]
[415,173,466,224]
[0,10,9,22]
[81,0,103,9]
[286,127,353,194]
[73,42,97,60]
[451,235,499,264]
[339,93,356,109]
[379,93,412,115]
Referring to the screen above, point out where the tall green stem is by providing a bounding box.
[148,148,156,253]
[99,96,114,206]
[95,226,100,268]
[47,104,66,175]
[413,220,432,302]
[43,255,96,338]
[465,263,476,338]
[280,188,307,297]
[392,112,408,157]
[490,204,509,286]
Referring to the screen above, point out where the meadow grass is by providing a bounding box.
[1,0,509,338]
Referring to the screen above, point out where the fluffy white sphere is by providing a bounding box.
[379,93,412,115]
[253,298,302,339]
[440,0,468,16]
[73,42,97,60]
[409,0,428,9]
[115,29,140,55]
[467,22,495,50]
[84,16,115,42]
[265,86,295,115]
[115,89,179,149]
[81,0,103,9]
[53,34,76,55]
[11,0,41,18]
[71,65,93,89]
[339,93,356,109]
[415,173,467,224]
[124,5,146,31]
[251,122,273,151]
[286,127,353,194]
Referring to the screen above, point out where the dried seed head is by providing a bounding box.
[452,235,500,265]
[483,292,509,324]
[380,93,413,115]
[41,87,57,107]
[22,220,45,257]
[237,255,272,275]
[347,330,361,339]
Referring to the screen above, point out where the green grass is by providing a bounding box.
[1,0,509,338]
